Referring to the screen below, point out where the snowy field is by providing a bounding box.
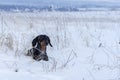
[0,11,120,80]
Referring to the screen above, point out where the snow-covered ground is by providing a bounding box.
[0,11,120,80]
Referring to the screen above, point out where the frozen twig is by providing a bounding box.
[61,50,77,68]
[87,69,96,80]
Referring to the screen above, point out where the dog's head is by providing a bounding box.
[38,35,53,47]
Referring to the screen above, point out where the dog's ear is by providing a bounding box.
[47,39,53,47]
[46,36,53,47]
[49,42,53,47]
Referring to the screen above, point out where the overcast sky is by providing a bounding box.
[0,0,120,7]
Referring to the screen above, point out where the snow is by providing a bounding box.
[0,11,120,80]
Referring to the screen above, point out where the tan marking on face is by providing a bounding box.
[40,41,46,52]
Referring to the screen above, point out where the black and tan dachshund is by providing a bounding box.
[27,35,53,61]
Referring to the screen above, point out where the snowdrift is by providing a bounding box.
[0,11,120,80]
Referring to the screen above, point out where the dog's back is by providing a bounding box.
[27,48,48,61]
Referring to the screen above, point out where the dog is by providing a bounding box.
[27,35,53,61]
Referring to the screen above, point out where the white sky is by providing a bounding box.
[0,0,120,6]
